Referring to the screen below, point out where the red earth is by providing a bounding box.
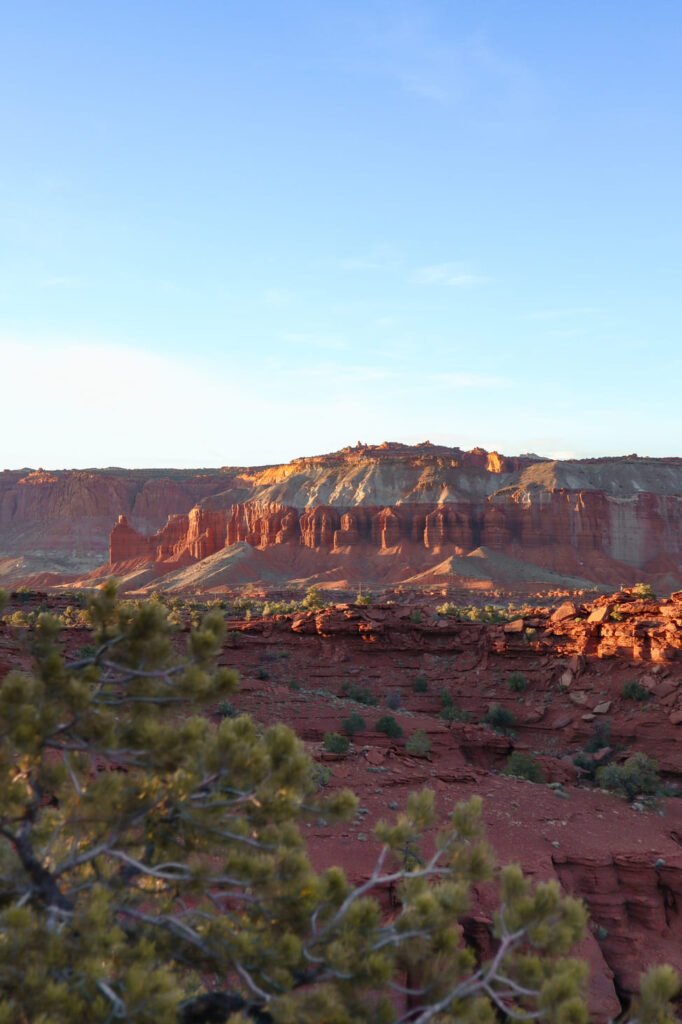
[3,584,682,1018]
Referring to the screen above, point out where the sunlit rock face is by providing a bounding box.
[103,443,682,592]
[2,443,682,590]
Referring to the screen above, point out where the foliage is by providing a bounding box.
[435,603,534,624]
[340,681,378,706]
[354,590,372,607]
[596,752,661,801]
[216,700,239,719]
[483,704,517,735]
[622,680,650,702]
[507,671,529,693]
[301,586,325,610]
[405,730,431,757]
[440,705,472,725]
[385,691,401,710]
[632,582,656,599]
[341,712,366,736]
[323,732,351,755]
[413,674,428,693]
[503,752,546,784]
[375,715,403,739]
[583,720,611,753]
[0,585,678,1024]
[409,609,423,624]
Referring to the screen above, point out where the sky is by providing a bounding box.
[2,1,682,469]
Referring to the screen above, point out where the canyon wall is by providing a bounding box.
[109,491,682,587]
[3,443,682,589]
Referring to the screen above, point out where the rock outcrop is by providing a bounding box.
[3,442,682,591]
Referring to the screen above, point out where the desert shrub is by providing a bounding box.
[622,680,649,701]
[323,732,351,755]
[409,610,423,624]
[503,752,546,783]
[255,666,270,681]
[0,585,677,1023]
[632,582,656,599]
[583,720,611,753]
[435,603,508,623]
[405,730,431,756]
[355,590,372,607]
[385,691,401,710]
[375,715,403,739]
[341,712,367,736]
[313,763,332,788]
[288,678,301,691]
[483,704,516,734]
[413,674,428,693]
[216,700,239,719]
[440,689,454,709]
[573,751,599,780]
[340,681,378,706]
[301,585,324,610]
[440,705,472,724]
[507,671,529,693]
[596,752,661,801]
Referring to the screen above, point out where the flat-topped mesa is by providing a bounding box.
[5,441,682,588]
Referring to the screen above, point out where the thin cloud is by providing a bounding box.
[413,263,488,288]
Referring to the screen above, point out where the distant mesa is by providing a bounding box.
[1,440,678,594]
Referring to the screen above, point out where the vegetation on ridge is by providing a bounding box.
[0,585,679,1023]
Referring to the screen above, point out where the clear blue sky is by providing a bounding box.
[2,1,681,468]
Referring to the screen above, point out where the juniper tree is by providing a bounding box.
[0,584,678,1023]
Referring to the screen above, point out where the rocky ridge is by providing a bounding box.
[3,442,682,592]
[3,584,682,1019]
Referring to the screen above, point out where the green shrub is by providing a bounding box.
[376,715,403,739]
[301,586,324,610]
[632,582,655,599]
[341,712,366,736]
[405,730,431,757]
[256,667,270,681]
[386,691,401,710]
[440,690,454,709]
[503,752,545,783]
[507,671,529,693]
[323,732,350,755]
[340,681,378,706]
[583,720,611,753]
[355,590,372,607]
[622,680,649,701]
[413,674,428,693]
[216,700,239,719]
[596,752,660,800]
[409,610,422,624]
[440,705,472,725]
[483,704,516,734]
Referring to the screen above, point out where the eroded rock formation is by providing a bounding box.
[3,442,682,591]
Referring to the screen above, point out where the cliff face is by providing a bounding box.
[4,443,682,591]
[0,468,241,581]
[110,491,682,590]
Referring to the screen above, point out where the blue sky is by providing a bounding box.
[2,1,681,468]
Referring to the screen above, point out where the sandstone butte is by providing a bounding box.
[4,584,682,1020]
[2,441,682,595]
